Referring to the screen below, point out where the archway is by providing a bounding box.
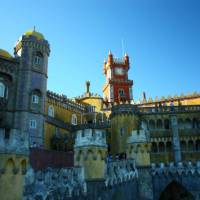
[159,181,194,200]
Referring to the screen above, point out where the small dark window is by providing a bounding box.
[5,128,10,139]
[120,128,125,137]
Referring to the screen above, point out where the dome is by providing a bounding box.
[0,49,13,59]
[24,29,45,40]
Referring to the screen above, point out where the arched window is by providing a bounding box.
[181,140,187,151]
[159,142,165,152]
[178,118,184,129]
[185,118,192,129]
[166,141,172,152]
[188,140,194,151]
[151,142,158,153]
[34,51,43,65]
[0,82,6,98]
[164,119,170,129]
[71,114,77,125]
[32,94,39,104]
[156,119,163,129]
[48,105,54,117]
[149,120,155,130]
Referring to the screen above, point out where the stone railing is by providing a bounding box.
[111,104,200,117]
[23,167,86,200]
[105,159,138,186]
[72,121,111,131]
[139,105,200,115]
[151,161,200,176]
[46,116,72,131]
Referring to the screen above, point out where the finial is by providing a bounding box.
[33,25,36,32]
[85,80,90,94]
[108,50,112,55]
[125,52,128,57]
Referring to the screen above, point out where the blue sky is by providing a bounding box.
[0,0,200,101]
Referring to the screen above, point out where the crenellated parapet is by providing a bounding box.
[23,167,86,200]
[74,129,108,180]
[105,159,138,187]
[151,161,200,176]
[111,104,139,117]
[0,128,28,154]
[75,129,107,148]
[47,90,85,113]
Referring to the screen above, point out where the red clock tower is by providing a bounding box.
[102,51,133,103]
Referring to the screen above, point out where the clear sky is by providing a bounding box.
[0,0,200,101]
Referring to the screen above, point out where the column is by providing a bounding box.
[170,115,181,163]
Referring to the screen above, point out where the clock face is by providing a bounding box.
[115,68,124,75]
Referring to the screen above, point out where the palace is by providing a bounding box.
[0,29,200,200]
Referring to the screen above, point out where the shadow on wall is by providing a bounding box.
[159,181,194,200]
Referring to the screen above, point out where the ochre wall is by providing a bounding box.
[74,147,107,180]
[0,154,28,200]
[111,114,139,155]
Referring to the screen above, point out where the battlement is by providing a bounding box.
[75,129,107,148]
[151,161,200,176]
[127,129,149,144]
[23,167,86,199]
[138,91,200,105]
[0,129,28,154]
[111,103,200,117]
[105,159,138,186]
[47,90,85,113]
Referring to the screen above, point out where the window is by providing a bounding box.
[71,114,77,125]
[48,105,54,117]
[34,52,43,65]
[32,95,39,104]
[120,128,125,137]
[29,120,37,129]
[87,106,95,113]
[0,82,5,98]
[118,89,125,97]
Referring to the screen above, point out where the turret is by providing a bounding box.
[126,121,151,167]
[13,28,50,146]
[102,51,133,103]
[74,129,107,181]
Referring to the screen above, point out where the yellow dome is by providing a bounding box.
[0,49,13,59]
[24,29,45,40]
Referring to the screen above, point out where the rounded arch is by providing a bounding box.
[5,158,15,174]
[159,181,194,200]
[158,142,165,152]
[151,142,158,153]
[156,119,163,129]
[192,118,198,129]
[0,82,6,98]
[166,141,172,152]
[188,140,194,151]
[48,105,54,117]
[181,140,187,151]
[71,114,77,125]
[164,119,170,129]
[178,118,184,129]
[185,118,192,129]
[149,119,155,130]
